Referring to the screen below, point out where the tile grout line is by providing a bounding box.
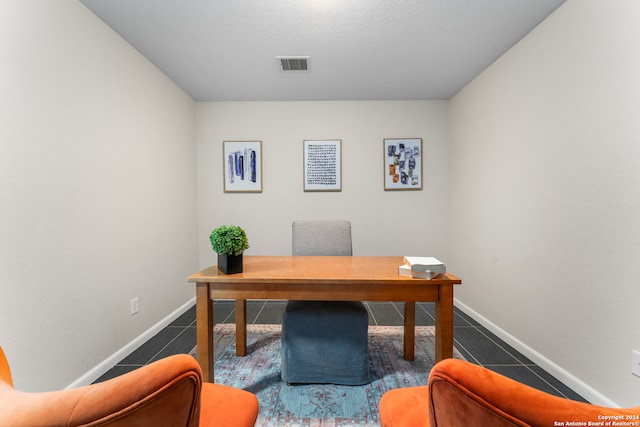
[364,302,379,326]
[251,301,267,324]
[469,324,572,399]
[143,326,190,365]
[453,338,482,365]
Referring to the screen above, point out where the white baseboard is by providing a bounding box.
[66,297,196,389]
[454,298,619,407]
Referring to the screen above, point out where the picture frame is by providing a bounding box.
[303,139,342,192]
[384,138,423,190]
[223,140,262,193]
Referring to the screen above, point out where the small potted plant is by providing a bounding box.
[209,225,250,274]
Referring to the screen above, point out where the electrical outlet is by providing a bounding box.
[633,350,640,378]
[130,297,139,316]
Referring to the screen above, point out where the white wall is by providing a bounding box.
[5,0,635,408]
[0,1,198,391]
[196,101,450,267]
[449,0,640,407]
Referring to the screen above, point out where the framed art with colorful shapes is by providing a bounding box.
[384,138,422,190]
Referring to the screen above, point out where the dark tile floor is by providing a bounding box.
[94,301,587,403]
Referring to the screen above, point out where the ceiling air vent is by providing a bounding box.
[277,56,310,71]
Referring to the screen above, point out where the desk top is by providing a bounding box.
[188,256,461,285]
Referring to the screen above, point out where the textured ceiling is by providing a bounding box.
[80,0,566,101]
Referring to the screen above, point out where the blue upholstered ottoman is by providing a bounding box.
[281,300,370,385]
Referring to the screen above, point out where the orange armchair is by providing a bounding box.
[0,346,258,427]
[379,358,640,427]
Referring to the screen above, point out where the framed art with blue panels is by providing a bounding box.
[223,140,262,193]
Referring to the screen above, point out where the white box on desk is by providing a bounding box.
[403,256,446,274]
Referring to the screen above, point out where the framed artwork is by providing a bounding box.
[223,140,262,193]
[384,138,423,190]
[303,139,342,192]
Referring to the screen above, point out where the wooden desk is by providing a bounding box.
[187,256,461,382]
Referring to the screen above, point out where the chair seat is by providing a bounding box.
[199,383,259,427]
[281,300,370,385]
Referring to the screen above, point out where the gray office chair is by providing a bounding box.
[280,220,370,385]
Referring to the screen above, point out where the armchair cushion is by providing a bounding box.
[378,385,430,427]
[200,383,259,427]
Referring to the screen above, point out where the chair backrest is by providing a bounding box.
[0,347,203,427]
[0,347,259,427]
[0,347,13,387]
[292,220,352,256]
[428,359,640,427]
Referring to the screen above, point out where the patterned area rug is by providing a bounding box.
[191,324,465,427]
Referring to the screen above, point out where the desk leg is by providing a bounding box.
[403,301,416,361]
[435,284,454,361]
[196,282,214,382]
[235,299,247,356]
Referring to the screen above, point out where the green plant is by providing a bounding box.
[209,225,249,256]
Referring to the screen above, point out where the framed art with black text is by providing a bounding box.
[303,139,342,192]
